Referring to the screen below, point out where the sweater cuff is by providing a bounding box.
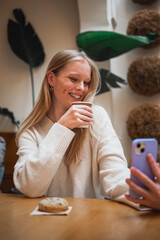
[114,194,151,211]
[45,122,75,154]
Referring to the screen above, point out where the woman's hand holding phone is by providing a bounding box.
[125,154,160,210]
[125,138,160,210]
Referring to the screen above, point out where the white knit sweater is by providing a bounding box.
[14,105,139,208]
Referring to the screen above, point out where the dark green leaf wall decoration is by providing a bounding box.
[0,107,20,128]
[97,69,127,95]
[76,31,157,61]
[8,8,45,106]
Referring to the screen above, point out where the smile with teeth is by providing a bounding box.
[70,93,81,99]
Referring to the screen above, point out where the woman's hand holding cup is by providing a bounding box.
[58,102,93,129]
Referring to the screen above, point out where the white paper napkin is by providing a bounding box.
[30,206,72,216]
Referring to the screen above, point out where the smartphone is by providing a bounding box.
[129,138,158,199]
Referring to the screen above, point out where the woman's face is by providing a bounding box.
[49,60,91,111]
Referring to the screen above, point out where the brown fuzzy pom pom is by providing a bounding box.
[132,0,157,4]
[127,104,160,143]
[127,56,160,96]
[127,9,160,48]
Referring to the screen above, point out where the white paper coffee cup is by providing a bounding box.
[72,101,92,128]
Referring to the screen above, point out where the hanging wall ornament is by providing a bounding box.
[8,8,45,107]
[127,104,160,143]
[0,107,20,128]
[96,68,127,94]
[127,9,160,48]
[127,56,160,96]
[76,31,157,61]
[132,0,157,4]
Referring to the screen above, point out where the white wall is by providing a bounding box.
[110,0,160,164]
[0,0,79,131]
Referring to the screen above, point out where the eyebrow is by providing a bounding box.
[69,73,91,81]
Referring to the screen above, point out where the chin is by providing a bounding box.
[66,102,72,109]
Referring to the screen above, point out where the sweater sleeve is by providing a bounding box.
[94,106,148,210]
[92,106,139,207]
[13,123,75,197]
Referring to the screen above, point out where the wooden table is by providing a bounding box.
[0,194,160,240]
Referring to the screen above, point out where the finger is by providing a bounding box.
[77,110,93,121]
[126,178,149,199]
[130,167,157,190]
[147,154,160,183]
[77,120,92,127]
[78,114,93,123]
[157,162,160,168]
[125,194,152,208]
[73,105,93,113]
[78,108,93,115]
[72,108,93,120]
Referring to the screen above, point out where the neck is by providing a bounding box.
[47,101,67,123]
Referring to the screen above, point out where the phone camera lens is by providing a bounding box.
[141,148,145,153]
[137,143,141,148]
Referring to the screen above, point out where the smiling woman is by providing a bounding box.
[15,50,99,164]
[47,59,91,114]
[13,50,144,210]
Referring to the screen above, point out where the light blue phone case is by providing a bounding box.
[129,138,158,199]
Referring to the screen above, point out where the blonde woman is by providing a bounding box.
[14,50,134,207]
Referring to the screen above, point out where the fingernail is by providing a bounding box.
[130,167,136,171]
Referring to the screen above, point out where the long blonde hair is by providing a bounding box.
[16,50,100,164]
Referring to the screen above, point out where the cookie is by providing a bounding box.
[38,197,69,213]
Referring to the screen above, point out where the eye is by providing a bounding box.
[84,81,90,86]
[69,77,77,82]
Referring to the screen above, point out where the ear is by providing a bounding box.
[47,71,55,87]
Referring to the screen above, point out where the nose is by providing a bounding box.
[76,81,84,91]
